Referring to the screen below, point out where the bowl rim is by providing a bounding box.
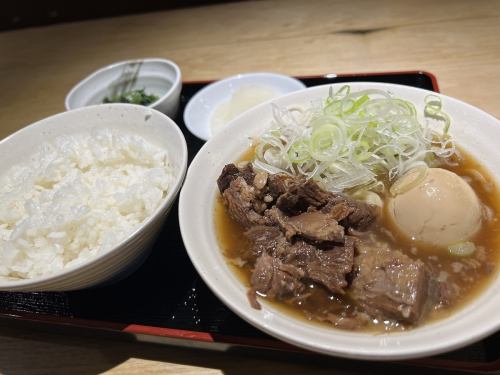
[183,71,306,141]
[179,81,500,360]
[65,58,182,111]
[0,103,188,289]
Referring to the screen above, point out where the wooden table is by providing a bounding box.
[0,0,499,373]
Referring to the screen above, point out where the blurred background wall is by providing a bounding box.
[1,0,236,31]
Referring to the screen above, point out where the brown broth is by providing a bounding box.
[214,148,500,332]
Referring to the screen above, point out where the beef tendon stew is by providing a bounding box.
[214,86,500,332]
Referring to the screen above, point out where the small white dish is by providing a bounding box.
[65,58,182,118]
[179,82,500,360]
[183,72,306,141]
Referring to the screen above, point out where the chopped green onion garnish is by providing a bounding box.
[448,242,476,257]
[253,85,455,195]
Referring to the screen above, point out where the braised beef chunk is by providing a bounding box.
[266,173,298,198]
[217,163,256,193]
[244,225,283,258]
[350,243,429,323]
[321,202,353,222]
[222,177,269,227]
[275,192,307,215]
[304,237,355,295]
[273,177,378,230]
[276,179,332,215]
[247,229,354,297]
[294,180,334,208]
[218,163,434,328]
[428,278,458,308]
[218,164,378,233]
[217,164,240,192]
[275,237,317,264]
[238,163,257,186]
[265,207,345,242]
[341,200,378,230]
[251,253,305,300]
[324,197,378,230]
[217,162,492,331]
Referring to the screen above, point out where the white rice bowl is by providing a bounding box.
[0,104,187,291]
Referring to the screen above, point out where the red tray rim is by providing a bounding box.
[183,70,440,93]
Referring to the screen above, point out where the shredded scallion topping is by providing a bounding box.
[253,85,455,194]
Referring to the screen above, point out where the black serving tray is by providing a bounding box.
[1,71,498,373]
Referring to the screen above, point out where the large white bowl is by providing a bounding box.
[179,82,500,360]
[0,104,187,291]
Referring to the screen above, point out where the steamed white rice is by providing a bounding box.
[0,129,173,279]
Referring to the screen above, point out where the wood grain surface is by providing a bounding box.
[0,0,499,373]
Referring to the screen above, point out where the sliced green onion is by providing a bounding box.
[343,94,370,115]
[288,139,310,163]
[390,164,429,196]
[424,95,451,137]
[310,124,343,161]
[254,85,454,194]
[351,191,383,207]
[448,241,476,257]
